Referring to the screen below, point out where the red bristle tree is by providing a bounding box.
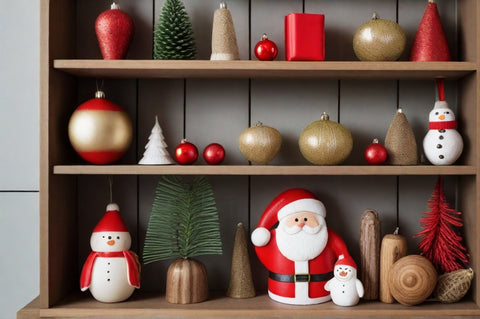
[414,176,469,274]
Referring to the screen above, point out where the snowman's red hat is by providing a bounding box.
[335,254,357,269]
[251,188,326,247]
[92,203,128,233]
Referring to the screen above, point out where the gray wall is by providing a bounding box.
[0,0,40,318]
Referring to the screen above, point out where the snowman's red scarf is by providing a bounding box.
[429,120,457,130]
[80,250,141,290]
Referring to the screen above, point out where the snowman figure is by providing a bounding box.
[80,203,140,302]
[423,100,463,165]
[324,255,364,307]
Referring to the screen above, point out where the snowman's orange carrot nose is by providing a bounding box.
[340,271,347,277]
[107,240,115,246]
[439,114,445,120]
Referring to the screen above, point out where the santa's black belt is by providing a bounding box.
[269,271,334,283]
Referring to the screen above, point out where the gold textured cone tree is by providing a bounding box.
[385,108,418,165]
[226,223,255,298]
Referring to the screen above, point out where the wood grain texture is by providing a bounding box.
[165,258,209,304]
[360,209,381,300]
[388,255,437,306]
[379,233,407,303]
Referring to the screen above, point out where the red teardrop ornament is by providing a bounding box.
[95,2,135,60]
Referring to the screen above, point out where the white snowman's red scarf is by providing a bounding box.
[80,251,141,290]
[429,120,457,130]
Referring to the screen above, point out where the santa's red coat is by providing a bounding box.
[255,228,350,299]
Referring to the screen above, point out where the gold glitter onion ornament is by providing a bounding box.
[299,112,353,165]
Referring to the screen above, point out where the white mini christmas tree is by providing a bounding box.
[139,116,174,165]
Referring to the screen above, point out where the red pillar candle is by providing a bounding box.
[285,13,325,61]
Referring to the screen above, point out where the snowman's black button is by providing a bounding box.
[439,129,446,133]
[439,155,444,159]
[439,135,444,140]
[437,144,442,149]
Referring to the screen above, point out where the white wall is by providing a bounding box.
[0,0,40,318]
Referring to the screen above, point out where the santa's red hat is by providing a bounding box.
[335,254,357,269]
[92,203,129,233]
[251,188,326,247]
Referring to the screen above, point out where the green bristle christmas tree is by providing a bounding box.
[154,0,197,60]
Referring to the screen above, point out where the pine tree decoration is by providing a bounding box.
[143,176,222,303]
[143,176,222,262]
[139,116,174,165]
[414,176,469,274]
[154,0,197,60]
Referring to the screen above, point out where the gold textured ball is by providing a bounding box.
[388,255,437,306]
[353,12,406,61]
[299,113,353,165]
[68,91,133,164]
[238,123,282,164]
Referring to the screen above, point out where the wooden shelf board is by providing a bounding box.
[53,165,477,176]
[36,292,480,318]
[53,60,477,79]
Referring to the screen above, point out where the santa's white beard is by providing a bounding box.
[276,218,328,262]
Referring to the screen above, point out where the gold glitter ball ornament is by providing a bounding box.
[353,12,406,61]
[299,112,353,165]
[238,122,282,164]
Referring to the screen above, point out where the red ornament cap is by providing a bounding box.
[77,91,126,112]
[92,203,129,233]
[335,254,357,269]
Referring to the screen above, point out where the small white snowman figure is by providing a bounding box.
[423,100,463,165]
[80,203,140,302]
[324,254,364,307]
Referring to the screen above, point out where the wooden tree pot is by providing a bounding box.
[166,258,209,304]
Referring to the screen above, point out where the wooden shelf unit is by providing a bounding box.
[19,0,480,318]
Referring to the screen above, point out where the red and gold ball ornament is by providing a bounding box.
[203,143,225,165]
[364,138,388,165]
[68,90,133,164]
[95,2,135,60]
[254,34,278,61]
[175,139,198,165]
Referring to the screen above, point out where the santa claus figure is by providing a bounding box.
[251,188,354,305]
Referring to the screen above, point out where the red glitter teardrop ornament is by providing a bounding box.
[95,2,135,60]
[409,0,451,61]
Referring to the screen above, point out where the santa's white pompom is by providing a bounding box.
[251,227,270,247]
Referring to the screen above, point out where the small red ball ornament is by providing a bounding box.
[175,139,198,165]
[364,138,388,165]
[95,2,135,60]
[254,34,278,61]
[68,90,133,164]
[203,143,225,165]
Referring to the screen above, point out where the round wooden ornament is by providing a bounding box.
[388,255,437,306]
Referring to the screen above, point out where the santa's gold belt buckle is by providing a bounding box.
[294,274,310,282]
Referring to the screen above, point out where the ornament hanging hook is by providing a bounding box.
[96,79,104,92]
[108,175,113,203]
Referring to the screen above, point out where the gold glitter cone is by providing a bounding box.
[226,223,255,298]
[211,2,239,60]
[385,108,418,165]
